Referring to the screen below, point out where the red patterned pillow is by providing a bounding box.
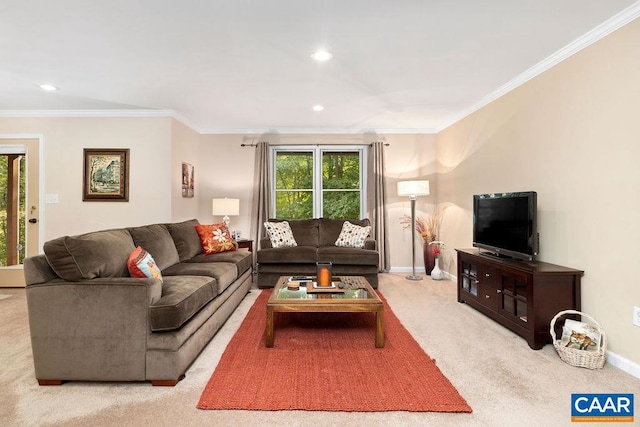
[195,223,236,255]
[127,246,163,280]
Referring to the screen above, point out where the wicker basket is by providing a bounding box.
[550,310,606,369]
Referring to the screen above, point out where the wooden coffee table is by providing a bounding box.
[265,275,384,348]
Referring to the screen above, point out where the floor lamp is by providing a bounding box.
[397,180,430,280]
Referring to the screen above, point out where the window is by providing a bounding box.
[271,146,366,219]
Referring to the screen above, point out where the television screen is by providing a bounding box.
[473,192,537,261]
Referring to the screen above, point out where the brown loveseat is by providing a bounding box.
[256,218,379,288]
[23,219,252,386]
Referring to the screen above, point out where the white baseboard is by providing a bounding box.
[606,350,640,379]
[388,267,425,273]
[389,267,455,281]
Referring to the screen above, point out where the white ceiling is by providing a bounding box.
[1,1,639,133]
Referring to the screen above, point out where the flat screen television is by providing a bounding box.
[473,191,538,261]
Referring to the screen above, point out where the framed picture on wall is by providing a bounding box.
[82,148,130,201]
[182,162,194,198]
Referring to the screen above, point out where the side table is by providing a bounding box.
[235,238,253,252]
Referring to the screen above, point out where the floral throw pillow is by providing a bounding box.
[127,246,163,281]
[335,221,372,249]
[195,223,237,255]
[263,221,297,248]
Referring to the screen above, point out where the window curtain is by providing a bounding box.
[367,140,390,272]
[252,141,270,261]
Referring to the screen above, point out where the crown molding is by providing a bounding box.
[168,111,202,132]
[0,110,435,135]
[0,109,175,118]
[435,2,640,133]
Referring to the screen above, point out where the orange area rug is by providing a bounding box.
[197,290,472,413]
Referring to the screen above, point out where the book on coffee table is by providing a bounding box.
[288,276,313,283]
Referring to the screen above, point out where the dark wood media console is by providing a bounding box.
[456,248,583,350]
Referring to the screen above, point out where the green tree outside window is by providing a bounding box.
[0,155,26,266]
[274,149,362,219]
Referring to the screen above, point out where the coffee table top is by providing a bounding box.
[269,275,380,305]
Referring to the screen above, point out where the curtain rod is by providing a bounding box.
[241,142,389,147]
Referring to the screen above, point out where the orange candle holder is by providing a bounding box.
[316,262,332,287]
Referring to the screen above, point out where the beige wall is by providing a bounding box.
[381,134,438,270]
[437,19,640,364]
[171,119,201,221]
[0,117,173,242]
[196,134,256,236]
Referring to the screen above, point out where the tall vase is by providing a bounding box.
[431,258,444,280]
[423,241,436,275]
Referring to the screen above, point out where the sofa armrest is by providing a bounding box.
[26,277,162,382]
[260,237,272,249]
[27,276,163,306]
[364,237,377,251]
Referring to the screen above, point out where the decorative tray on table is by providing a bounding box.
[287,277,345,293]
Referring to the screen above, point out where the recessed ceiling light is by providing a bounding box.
[310,50,332,62]
[39,84,59,91]
[312,105,324,112]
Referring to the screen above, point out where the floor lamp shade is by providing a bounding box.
[398,180,430,280]
[212,198,240,228]
[397,180,430,198]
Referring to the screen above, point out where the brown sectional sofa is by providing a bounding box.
[23,219,252,386]
[256,218,379,288]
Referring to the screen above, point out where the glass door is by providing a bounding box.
[0,139,40,287]
[499,273,529,325]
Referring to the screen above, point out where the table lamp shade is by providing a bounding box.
[397,180,430,197]
[212,198,240,216]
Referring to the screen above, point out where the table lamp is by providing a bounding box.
[212,198,240,229]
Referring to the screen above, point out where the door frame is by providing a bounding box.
[0,134,44,287]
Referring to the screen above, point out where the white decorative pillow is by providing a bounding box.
[127,246,163,281]
[560,319,601,352]
[335,221,372,249]
[264,221,298,248]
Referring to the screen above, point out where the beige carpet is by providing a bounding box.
[2,274,639,426]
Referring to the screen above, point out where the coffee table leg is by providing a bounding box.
[266,306,274,348]
[375,306,384,348]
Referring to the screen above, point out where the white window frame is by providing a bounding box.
[270,145,367,219]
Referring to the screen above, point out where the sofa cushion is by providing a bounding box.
[317,246,379,266]
[128,224,180,270]
[264,221,297,248]
[335,221,372,249]
[127,246,163,281]
[257,246,318,264]
[166,219,202,261]
[149,275,216,331]
[162,262,238,295]
[43,229,135,281]
[319,218,371,247]
[186,250,253,276]
[268,218,319,247]
[195,223,236,254]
